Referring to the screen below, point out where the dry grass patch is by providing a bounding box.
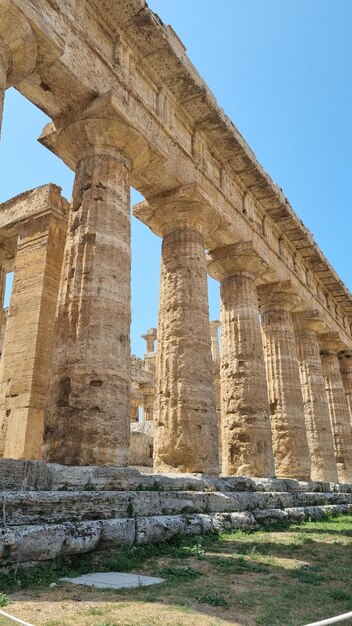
[1,514,352,625]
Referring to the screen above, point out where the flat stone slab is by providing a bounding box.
[60,572,164,589]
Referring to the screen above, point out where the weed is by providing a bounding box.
[154,566,201,582]
[0,594,10,607]
[196,592,229,608]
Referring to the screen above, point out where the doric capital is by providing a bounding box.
[258,280,301,312]
[292,309,327,335]
[0,2,37,86]
[319,332,346,355]
[207,241,270,282]
[141,328,157,353]
[39,91,150,172]
[210,320,220,334]
[338,351,352,370]
[133,184,220,239]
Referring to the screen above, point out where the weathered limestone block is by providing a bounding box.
[259,281,311,480]
[129,429,153,467]
[134,186,219,474]
[0,491,131,525]
[0,521,102,565]
[0,186,68,459]
[320,334,352,483]
[0,1,37,135]
[208,242,275,477]
[100,518,136,546]
[293,311,338,482]
[339,352,352,422]
[42,94,150,466]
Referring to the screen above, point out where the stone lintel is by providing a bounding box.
[133,183,222,240]
[258,280,301,312]
[292,309,328,335]
[207,241,270,282]
[319,332,347,355]
[0,1,37,86]
[39,91,150,173]
[0,184,68,235]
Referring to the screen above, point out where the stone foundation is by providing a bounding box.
[1,460,352,570]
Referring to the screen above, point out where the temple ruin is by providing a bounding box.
[1,0,352,568]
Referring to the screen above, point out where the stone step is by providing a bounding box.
[1,503,352,568]
[1,459,352,493]
[1,489,352,526]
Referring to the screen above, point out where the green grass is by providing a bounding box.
[2,514,352,626]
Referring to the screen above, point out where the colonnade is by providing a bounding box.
[1,8,352,483]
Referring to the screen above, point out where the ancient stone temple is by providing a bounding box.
[1,0,352,569]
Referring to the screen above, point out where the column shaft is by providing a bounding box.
[321,352,352,482]
[295,328,337,482]
[0,209,67,459]
[261,298,311,480]
[339,355,352,423]
[220,272,274,476]
[154,227,219,473]
[43,147,131,466]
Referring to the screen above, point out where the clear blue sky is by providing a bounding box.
[1,0,351,356]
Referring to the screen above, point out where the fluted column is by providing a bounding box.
[293,311,337,482]
[210,320,222,464]
[208,243,275,477]
[258,281,311,480]
[134,187,219,474]
[42,94,150,466]
[0,264,6,361]
[339,352,352,423]
[320,334,352,483]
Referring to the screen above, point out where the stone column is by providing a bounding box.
[210,320,222,464]
[0,265,6,360]
[42,94,150,466]
[339,352,352,423]
[293,311,338,482]
[320,334,352,483]
[0,186,68,459]
[140,381,155,422]
[134,186,219,474]
[130,394,140,423]
[142,327,157,375]
[208,243,275,477]
[258,281,311,480]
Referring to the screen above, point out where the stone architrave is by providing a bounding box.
[0,186,68,459]
[134,186,219,474]
[208,242,275,477]
[293,311,338,482]
[0,2,37,135]
[320,334,352,483]
[42,93,150,466]
[258,281,311,480]
[339,352,352,423]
